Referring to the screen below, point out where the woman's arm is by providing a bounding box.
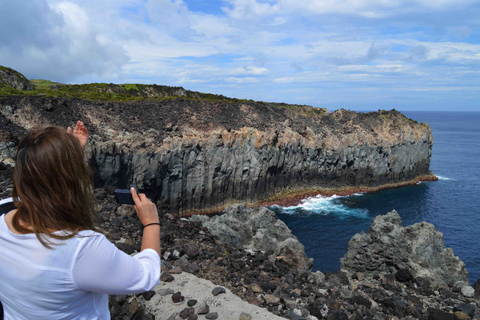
[72,189,161,294]
[72,234,161,294]
[131,187,161,256]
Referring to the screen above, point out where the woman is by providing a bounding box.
[0,121,161,319]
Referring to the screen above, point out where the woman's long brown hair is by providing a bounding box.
[12,126,100,248]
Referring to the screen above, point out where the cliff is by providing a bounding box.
[0,67,435,215]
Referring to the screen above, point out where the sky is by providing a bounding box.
[1,0,480,112]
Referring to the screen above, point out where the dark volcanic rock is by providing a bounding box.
[428,308,459,320]
[396,268,415,283]
[340,210,469,287]
[141,291,155,301]
[172,292,184,303]
[205,312,218,319]
[197,304,209,315]
[187,299,197,307]
[474,278,480,299]
[160,272,175,282]
[179,307,195,319]
[211,287,226,296]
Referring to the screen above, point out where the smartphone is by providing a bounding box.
[115,189,135,205]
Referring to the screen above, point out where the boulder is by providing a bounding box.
[190,204,313,271]
[340,210,469,287]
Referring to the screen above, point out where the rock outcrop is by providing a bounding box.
[0,66,34,90]
[0,93,435,215]
[190,204,313,271]
[340,210,469,287]
[112,272,285,320]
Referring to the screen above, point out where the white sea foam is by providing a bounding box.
[436,175,451,180]
[278,194,369,219]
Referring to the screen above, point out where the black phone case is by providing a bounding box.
[115,189,135,205]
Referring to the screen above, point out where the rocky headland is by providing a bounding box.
[0,66,436,215]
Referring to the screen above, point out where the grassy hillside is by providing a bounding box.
[0,65,327,117]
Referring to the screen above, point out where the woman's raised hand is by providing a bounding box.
[130,187,159,226]
[67,121,88,149]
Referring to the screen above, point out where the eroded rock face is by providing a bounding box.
[0,96,434,214]
[0,66,34,90]
[190,204,313,271]
[340,210,469,287]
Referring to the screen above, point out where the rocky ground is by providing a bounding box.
[94,186,480,320]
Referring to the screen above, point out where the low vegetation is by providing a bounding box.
[0,66,328,119]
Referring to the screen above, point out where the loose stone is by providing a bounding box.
[212,287,226,296]
[197,304,209,315]
[205,312,219,319]
[461,286,475,298]
[157,288,174,296]
[172,291,185,304]
[160,272,175,282]
[141,290,156,301]
[239,312,252,320]
[179,307,195,319]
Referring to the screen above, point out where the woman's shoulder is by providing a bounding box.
[74,230,107,244]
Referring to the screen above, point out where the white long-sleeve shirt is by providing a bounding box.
[0,214,161,320]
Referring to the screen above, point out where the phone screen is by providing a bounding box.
[114,189,135,205]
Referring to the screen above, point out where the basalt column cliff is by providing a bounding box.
[0,95,434,215]
[0,68,435,215]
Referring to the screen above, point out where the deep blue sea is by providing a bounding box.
[271,112,480,284]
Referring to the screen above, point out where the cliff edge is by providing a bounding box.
[0,67,436,215]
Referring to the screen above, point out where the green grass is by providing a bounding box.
[30,79,61,89]
[0,77,328,120]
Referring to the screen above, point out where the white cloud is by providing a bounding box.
[230,66,268,75]
[225,77,260,83]
[177,77,207,84]
[0,0,128,82]
[222,0,480,19]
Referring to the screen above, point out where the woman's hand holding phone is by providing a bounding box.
[130,187,161,256]
[130,187,159,225]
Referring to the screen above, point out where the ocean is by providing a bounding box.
[270,111,480,284]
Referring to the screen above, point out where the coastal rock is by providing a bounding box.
[190,204,313,271]
[473,278,480,299]
[340,210,469,287]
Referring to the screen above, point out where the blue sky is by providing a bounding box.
[1,0,480,111]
